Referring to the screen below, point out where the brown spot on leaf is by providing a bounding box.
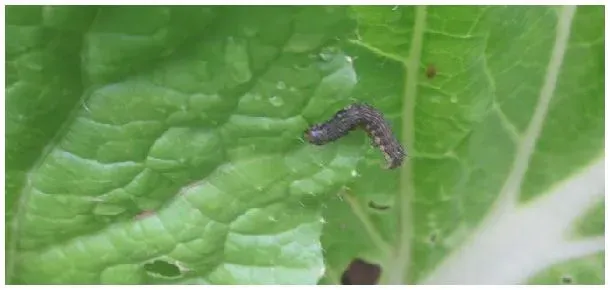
[341,258,381,285]
[135,210,155,220]
[426,64,437,79]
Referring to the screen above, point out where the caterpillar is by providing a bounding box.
[304,103,406,169]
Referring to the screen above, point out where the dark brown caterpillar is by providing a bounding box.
[304,103,406,169]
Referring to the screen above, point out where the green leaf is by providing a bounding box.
[6,6,358,284]
[322,5,604,285]
[527,253,604,285]
[6,5,604,285]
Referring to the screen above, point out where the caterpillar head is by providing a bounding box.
[303,124,327,145]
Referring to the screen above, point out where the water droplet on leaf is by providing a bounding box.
[294,63,309,70]
[430,95,442,103]
[243,27,257,37]
[319,52,333,61]
[225,36,251,83]
[269,96,284,107]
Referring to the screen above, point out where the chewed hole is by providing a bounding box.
[341,258,381,285]
[144,260,181,278]
[561,275,573,284]
[368,201,390,211]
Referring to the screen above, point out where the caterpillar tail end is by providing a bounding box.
[383,152,406,170]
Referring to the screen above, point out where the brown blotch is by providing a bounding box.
[341,258,381,285]
[135,210,155,220]
[426,64,437,79]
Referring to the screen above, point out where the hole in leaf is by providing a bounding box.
[368,201,390,211]
[341,258,381,285]
[561,276,573,284]
[143,260,181,278]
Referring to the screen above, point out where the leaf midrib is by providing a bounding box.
[384,5,427,285]
[421,5,585,284]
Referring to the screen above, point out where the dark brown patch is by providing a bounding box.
[426,64,437,79]
[341,258,381,285]
[304,103,406,169]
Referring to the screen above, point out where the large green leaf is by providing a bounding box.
[5,5,604,285]
[322,5,604,285]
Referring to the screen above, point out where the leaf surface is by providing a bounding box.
[5,5,604,285]
[322,5,604,285]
